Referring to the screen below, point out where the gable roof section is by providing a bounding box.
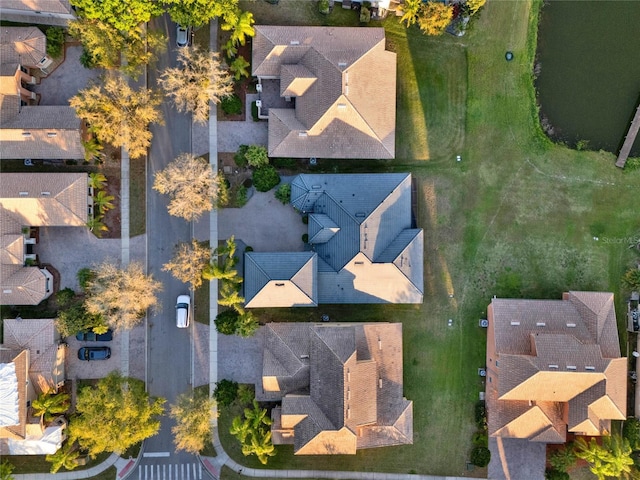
[261,322,412,454]
[244,252,317,308]
[0,0,72,15]
[487,292,626,443]
[252,26,395,159]
[0,106,84,160]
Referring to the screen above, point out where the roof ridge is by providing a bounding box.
[312,325,355,365]
[267,324,307,376]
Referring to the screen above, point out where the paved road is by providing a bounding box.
[133,14,211,480]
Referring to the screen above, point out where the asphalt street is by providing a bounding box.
[131,14,211,480]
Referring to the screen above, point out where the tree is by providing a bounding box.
[86,215,108,236]
[275,183,291,204]
[252,165,280,192]
[237,311,258,337]
[623,417,640,450]
[70,0,163,32]
[399,0,421,27]
[214,379,238,407]
[0,460,14,480]
[417,2,453,36]
[153,154,220,221]
[70,73,163,159]
[83,138,105,163]
[229,400,275,465]
[84,261,161,331]
[224,10,255,46]
[158,46,233,124]
[545,470,570,480]
[166,0,239,29]
[218,281,245,310]
[229,56,250,81]
[574,435,634,480]
[170,390,216,454]
[88,172,107,190]
[56,301,108,337]
[465,0,486,15]
[549,444,577,473]
[45,442,80,473]
[31,392,71,426]
[162,240,212,290]
[94,190,115,215]
[215,309,240,335]
[68,19,166,78]
[622,268,640,291]
[244,145,269,168]
[68,372,165,456]
[470,446,491,467]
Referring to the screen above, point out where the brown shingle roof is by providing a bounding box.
[486,292,626,443]
[0,0,72,15]
[262,322,412,454]
[0,27,47,68]
[253,26,396,159]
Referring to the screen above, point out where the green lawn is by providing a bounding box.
[129,157,146,236]
[214,0,640,476]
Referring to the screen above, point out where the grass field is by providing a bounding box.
[214,0,640,476]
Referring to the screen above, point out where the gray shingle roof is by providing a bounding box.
[252,26,396,159]
[262,322,412,454]
[0,27,47,68]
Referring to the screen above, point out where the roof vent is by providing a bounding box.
[379,378,383,389]
[3,289,12,294]
[298,132,307,137]
[41,191,50,196]
[536,322,546,327]
[566,323,577,328]
[378,337,382,350]
[19,191,28,196]
[337,103,347,110]
[312,185,322,189]
[300,354,309,359]
[566,365,577,370]
[290,40,300,45]
[338,62,347,68]
[355,212,366,218]
[548,364,559,369]
[22,132,31,137]
[275,282,285,286]
[47,132,57,137]
[510,321,520,326]
[585,366,595,371]
[354,261,364,265]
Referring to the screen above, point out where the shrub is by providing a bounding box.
[472,430,487,447]
[215,310,239,335]
[624,417,640,450]
[234,145,249,168]
[474,401,487,429]
[625,157,640,171]
[213,379,238,407]
[244,246,253,252]
[275,183,291,204]
[236,185,248,207]
[272,157,297,169]
[79,47,96,68]
[319,0,330,14]
[470,446,490,467]
[77,267,95,291]
[221,94,242,115]
[245,145,269,168]
[544,470,569,480]
[302,233,309,243]
[302,215,309,224]
[360,6,371,23]
[243,178,253,188]
[56,288,76,308]
[45,27,65,58]
[251,101,259,122]
[252,165,280,192]
[236,385,254,406]
[549,444,576,473]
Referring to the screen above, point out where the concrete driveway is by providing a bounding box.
[217,327,264,385]
[33,45,103,105]
[36,227,145,291]
[217,187,307,252]
[217,94,268,152]
[488,437,546,480]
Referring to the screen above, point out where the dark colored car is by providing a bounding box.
[75,330,113,342]
[78,347,111,361]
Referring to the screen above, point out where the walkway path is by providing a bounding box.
[616,96,640,168]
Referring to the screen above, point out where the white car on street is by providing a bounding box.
[176,294,191,328]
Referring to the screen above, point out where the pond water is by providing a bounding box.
[535,1,640,156]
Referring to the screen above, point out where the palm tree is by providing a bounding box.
[0,460,14,480]
[31,392,70,426]
[242,429,275,465]
[229,11,255,46]
[574,435,634,480]
[399,0,421,27]
[229,56,250,81]
[244,399,271,432]
[94,190,116,215]
[229,415,250,443]
[46,442,80,473]
[83,139,105,163]
[87,215,108,236]
[88,172,107,190]
[223,39,237,59]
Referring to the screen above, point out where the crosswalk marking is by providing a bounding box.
[139,463,202,480]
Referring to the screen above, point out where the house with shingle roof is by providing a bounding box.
[0,27,84,161]
[252,26,396,159]
[259,322,413,455]
[486,291,626,444]
[244,173,423,306]
[1,172,90,305]
[0,0,75,25]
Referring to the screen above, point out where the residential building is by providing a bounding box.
[259,322,413,455]
[0,172,91,305]
[0,0,75,26]
[244,173,423,306]
[252,26,396,159]
[486,291,626,444]
[0,27,85,160]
